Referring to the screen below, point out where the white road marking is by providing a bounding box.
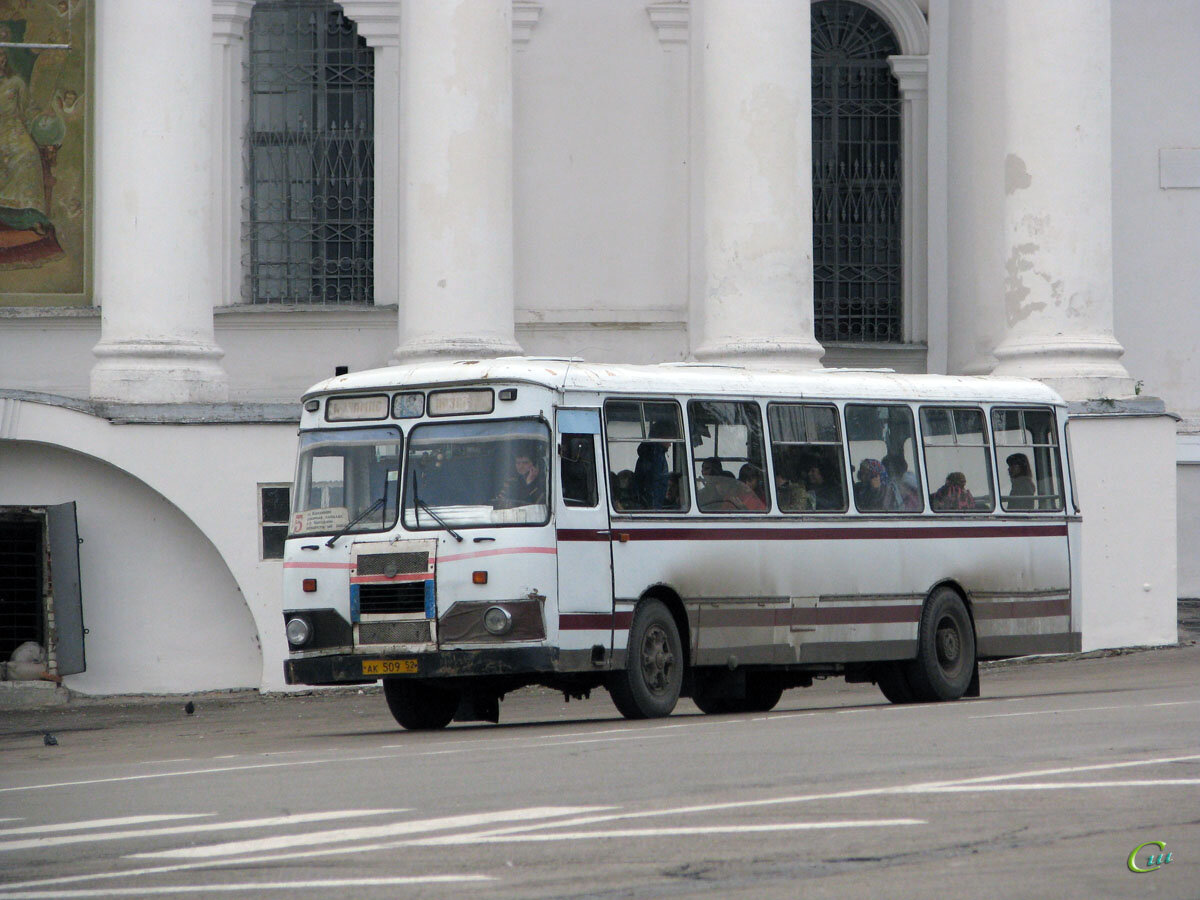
[918,779,1200,792]
[410,819,927,845]
[4,725,688,795]
[129,806,611,860]
[0,811,402,853]
[0,876,493,898]
[969,699,1200,719]
[0,816,211,838]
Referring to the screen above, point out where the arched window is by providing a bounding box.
[245,1,374,304]
[811,1,902,343]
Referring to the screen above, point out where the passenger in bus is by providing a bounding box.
[664,472,682,509]
[775,464,813,511]
[1006,453,1037,510]
[883,454,922,510]
[804,457,841,510]
[498,449,546,507]
[612,469,638,510]
[737,464,768,510]
[931,471,975,511]
[697,457,738,510]
[634,427,671,509]
[853,458,888,511]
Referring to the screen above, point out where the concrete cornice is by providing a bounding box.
[0,390,299,426]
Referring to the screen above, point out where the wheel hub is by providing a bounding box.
[641,624,675,694]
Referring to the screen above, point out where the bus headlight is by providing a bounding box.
[286,615,313,647]
[482,606,513,636]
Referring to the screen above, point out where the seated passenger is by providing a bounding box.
[882,454,922,511]
[775,466,813,511]
[736,464,768,511]
[612,469,638,510]
[804,458,841,510]
[697,457,738,510]
[664,472,682,509]
[497,450,545,507]
[931,471,975,511]
[1006,453,1037,510]
[853,458,888,511]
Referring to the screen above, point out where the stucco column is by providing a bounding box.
[91,0,228,403]
[990,0,1134,400]
[391,0,522,362]
[692,0,823,367]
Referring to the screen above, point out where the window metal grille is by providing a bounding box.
[245,1,374,305]
[811,1,902,343]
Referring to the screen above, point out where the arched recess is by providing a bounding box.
[812,0,929,351]
[0,440,262,694]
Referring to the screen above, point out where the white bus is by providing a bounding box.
[282,358,1079,729]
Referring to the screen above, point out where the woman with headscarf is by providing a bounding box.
[854,458,889,511]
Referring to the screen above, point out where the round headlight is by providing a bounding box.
[482,606,513,636]
[286,615,312,647]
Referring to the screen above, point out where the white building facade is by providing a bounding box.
[0,0,1191,694]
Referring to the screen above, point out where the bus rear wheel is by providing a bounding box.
[383,678,458,731]
[608,599,683,719]
[905,588,976,702]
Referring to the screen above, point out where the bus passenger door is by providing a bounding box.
[554,410,615,636]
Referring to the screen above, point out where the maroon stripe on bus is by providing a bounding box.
[587,524,1067,542]
[556,529,611,542]
[973,596,1071,619]
[701,606,922,628]
[559,612,634,630]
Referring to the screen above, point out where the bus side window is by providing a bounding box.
[992,407,1064,512]
[688,400,770,513]
[766,403,848,512]
[560,434,598,508]
[920,407,995,512]
[845,404,923,513]
[603,400,690,512]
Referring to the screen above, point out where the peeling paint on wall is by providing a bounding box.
[1005,153,1032,194]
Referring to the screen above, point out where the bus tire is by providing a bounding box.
[876,663,917,704]
[383,679,458,731]
[905,588,976,702]
[608,599,683,719]
[742,675,784,712]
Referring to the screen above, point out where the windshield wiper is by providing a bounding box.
[325,496,386,548]
[413,471,463,542]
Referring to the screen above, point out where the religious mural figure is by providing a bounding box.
[0,4,88,299]
[0,42,63,267]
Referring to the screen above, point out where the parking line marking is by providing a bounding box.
[0,816,211,838]
[0,876,494,898]
[128,806,611,860]
[918,779,1200,793]
[0,811,403,854]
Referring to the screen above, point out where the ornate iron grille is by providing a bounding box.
[245,1,374,305]
[811,1,902,343]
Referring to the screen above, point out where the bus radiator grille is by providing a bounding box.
[358,621,432,645]
[355,552,431,577]
[358,582,427,615]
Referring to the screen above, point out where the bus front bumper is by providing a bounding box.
[284,647,561,685]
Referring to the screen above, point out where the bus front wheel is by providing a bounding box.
[905,588,976,702]
[609,599,683,719]
[383,678,458,731]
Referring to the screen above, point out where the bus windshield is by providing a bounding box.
[291,427,402,536]
[403,419,551,529]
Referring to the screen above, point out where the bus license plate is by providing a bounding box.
[362,659,418,676]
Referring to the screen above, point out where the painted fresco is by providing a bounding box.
[0,0,89,304]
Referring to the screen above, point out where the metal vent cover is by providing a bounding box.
[355,551,430,577]
[358,620,431,645]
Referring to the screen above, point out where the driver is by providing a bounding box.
[499,449,546,506]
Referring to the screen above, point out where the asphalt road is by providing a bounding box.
[2,642,1198,899]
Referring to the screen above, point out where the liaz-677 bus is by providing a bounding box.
[282,358,1080,729]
